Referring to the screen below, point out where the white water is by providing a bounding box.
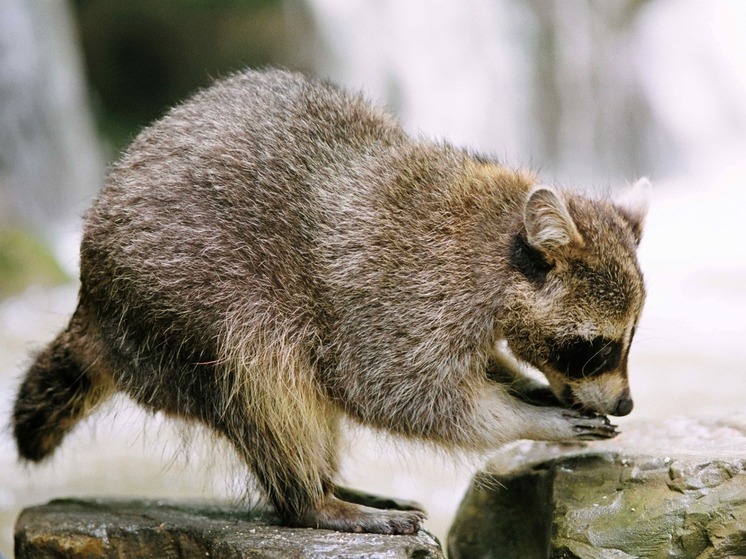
[2,0,746,554]
[0,0,104,231]
[306,0,746,184]
[301,0,746,421]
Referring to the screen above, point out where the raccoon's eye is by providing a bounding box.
[547,336,622,379]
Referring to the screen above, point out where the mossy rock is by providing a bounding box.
[448,414,746,559]
[0,229,69,298]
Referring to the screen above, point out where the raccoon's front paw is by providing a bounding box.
[563,409,619,441]
[520,385,562,407]
[502,376,563,407]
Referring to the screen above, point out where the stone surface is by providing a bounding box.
[15,498,444,559]
[448,414,746,559]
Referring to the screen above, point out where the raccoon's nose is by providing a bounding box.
[613,397,634,417]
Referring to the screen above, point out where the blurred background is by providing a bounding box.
[1,0,745,555]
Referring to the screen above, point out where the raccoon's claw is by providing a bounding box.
[563,410,619,440]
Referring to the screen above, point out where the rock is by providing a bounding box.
[15,498,444,559]
[448,414,746,559]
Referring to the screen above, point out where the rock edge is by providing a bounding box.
[15,498,444,559]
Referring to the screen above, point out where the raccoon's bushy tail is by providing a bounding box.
[12,306,114,462]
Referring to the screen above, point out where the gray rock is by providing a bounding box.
[15,498,444,559]
[448,414,746,559]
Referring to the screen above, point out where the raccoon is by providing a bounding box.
[12,69,648,535]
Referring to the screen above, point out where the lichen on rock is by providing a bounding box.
[448,414,746,559]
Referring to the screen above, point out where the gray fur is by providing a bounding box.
[12,69,647,534]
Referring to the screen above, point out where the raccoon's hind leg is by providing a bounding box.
[217,395,426,534]
[12,304,116,462]
[295,493,426,534]
[216,341,425,534]
[333,486,425,513]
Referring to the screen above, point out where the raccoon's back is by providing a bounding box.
[80,70,406,357]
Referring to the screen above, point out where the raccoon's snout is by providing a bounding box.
[556,377,633,417]
[613,396,634,416]
[570,392,634,417]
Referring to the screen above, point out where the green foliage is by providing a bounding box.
[0,229,69,299]
[72,0,289,154]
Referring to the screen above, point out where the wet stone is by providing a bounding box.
[448,414,746,559]
[15,498,444,559]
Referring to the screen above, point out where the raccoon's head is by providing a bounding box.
[503,179,650,417]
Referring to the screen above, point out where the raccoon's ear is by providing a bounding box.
[614,177,651,244]
[524,186,584,256]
